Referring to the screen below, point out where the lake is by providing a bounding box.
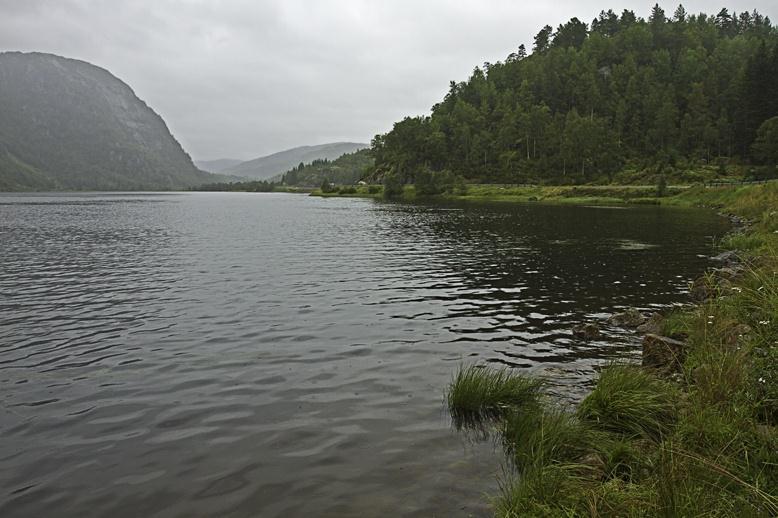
[0,192,729,517]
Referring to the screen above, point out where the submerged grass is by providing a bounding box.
[446,364,543,427]
[445,183,778,516]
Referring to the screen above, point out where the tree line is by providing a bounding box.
[371,5,778,186]
[190,179,277,192]
[281,148,373,186]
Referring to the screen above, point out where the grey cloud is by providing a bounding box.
[1,0,775,160]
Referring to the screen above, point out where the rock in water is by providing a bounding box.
[636,313,664,335]
[607,308,647,328]
[572,323,602,340]
[0,51,220,191]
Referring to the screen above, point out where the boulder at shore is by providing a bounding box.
[642,334,687,372]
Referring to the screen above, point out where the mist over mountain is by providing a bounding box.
[0,52,221,191]
[224,142,368,180]
[194,158,243,174]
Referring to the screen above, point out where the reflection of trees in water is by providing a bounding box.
[373,201,727,367]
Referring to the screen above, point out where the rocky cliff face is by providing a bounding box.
[0,52,217,190]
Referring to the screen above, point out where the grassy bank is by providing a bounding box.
[445,182,778,516]
[310,183,676,204]
[310,181,777,206]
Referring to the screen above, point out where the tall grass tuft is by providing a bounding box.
[577,365,678,440]
[446,364,543,428]
[501,406,598,472]
[495,464,584,517]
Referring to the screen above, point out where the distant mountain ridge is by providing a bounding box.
[194,158,243,174]
[224,142,368,180]
[0,51,222,191]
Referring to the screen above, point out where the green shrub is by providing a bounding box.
[414,167,445,196]
[382,170,403,198]
[450,174,468,195]
[656,174,667,197]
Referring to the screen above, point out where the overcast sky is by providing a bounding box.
[1,1,775,160]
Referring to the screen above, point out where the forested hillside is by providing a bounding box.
[225,142,367,180]
[372,5,778,185]
[280,148,373,186]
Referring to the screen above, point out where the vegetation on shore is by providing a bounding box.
[189,180,312,193]
[445,182,778,516]
[309,176,778,208]
[279,148,373,187]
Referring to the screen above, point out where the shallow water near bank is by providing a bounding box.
[0,192,729,517]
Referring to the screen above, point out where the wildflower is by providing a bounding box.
[758,377,766,384]
[758,320,770,325]
[731,287,742,293]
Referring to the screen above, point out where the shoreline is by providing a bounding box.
[310,183,673,205]
[307,182,773,209]
[442,182,778,515]
[312,180,778,515]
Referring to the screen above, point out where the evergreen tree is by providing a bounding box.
[533,25,553,53]
[370,8,778,185]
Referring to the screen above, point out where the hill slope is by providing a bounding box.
[195,158,243,174]
[372,7,778,185]
[225,142,367,180]
[279,148,373,186]
[0,52,219,191]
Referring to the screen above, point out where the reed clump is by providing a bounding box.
[446,364,544,427]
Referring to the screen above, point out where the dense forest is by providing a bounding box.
[371,5,778,186]
[280,148,373,186]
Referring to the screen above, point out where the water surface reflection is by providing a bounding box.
[0,192,728,517]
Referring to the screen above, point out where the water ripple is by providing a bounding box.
[0,192,728,517]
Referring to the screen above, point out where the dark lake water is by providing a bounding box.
[0,192,729,517]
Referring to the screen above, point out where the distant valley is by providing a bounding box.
[194,158,244,174]
[0,51,366,192]
[202,142,367,181]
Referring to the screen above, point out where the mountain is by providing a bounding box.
[279,148,373,186]
[0,52,221,191]
[195,158,243,174]
[225,142,368,180]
